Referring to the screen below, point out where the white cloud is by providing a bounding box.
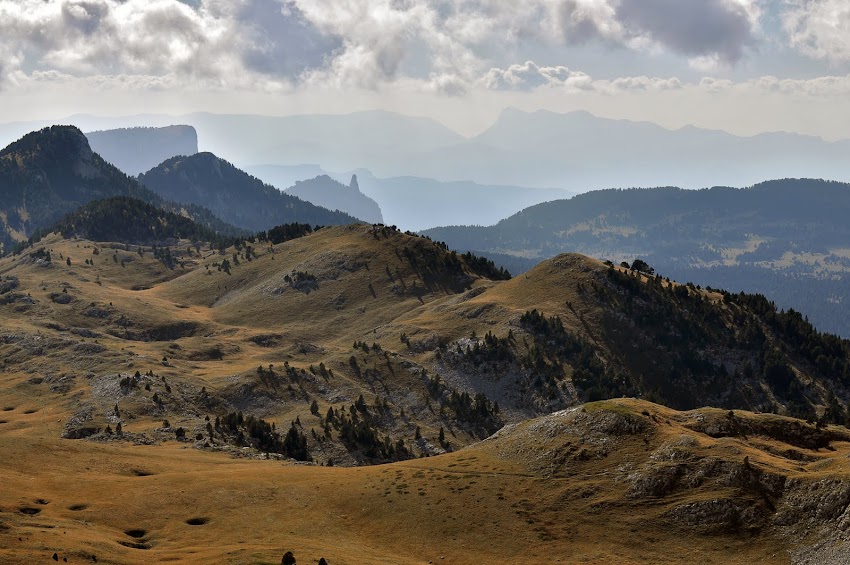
[700,77,735,92]
[746,73,850,96]
[0,0,331,91]
[784,0,850,62]
[604,75,683,92]
[689,54,724,73]
[291,0,765,89]
[0,0,771,95]
[480,61,683,94]
[480,61,592,90]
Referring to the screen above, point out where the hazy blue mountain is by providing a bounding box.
[0,126,240,254]
[408,108,850,189]
[190,110,466,171]
[347,170,570,231]
[138,153,361,232]
[423,179,850,336]
[189,109,850,190]
[283,174,383,224]
[247,165,571,231]
[6,109,850,193]
[85,125,198,176]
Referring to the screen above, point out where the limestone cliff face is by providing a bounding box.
[85,125,199,176]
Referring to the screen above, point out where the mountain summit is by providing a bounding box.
[0,126,248,254]
[0,126,182,253]
[284,173,383,224]
[138,153,361,232]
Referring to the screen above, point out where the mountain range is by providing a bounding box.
[4,194,850,561]
[0,126,241,254]
[3,128,850,562]
[6,189,850,435]
[250,164,569,231]
[3,109,849,194]
[0,127,374,255]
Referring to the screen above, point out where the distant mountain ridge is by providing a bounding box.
[379,108,847,189]
[425,179,850,260]
[6,110,850,230]
[138,152,361,232]
[344,170,570,232]
[85,125,198,176]
[0,126,240,254]
[423,178,850,336]
[284,174,383,224]
[249,165,570,231]
[3,110,850,194]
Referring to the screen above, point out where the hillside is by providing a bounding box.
[4,220,850,561]
[85,125,199,176]
[3,398,850,563]
[46,196,235,248]
[424,179,850,336]
[139,153,362,232]
[0,126,242,254]
[3,222,850,458]
[284,174,383,224]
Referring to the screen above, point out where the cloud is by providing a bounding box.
[0,0,332,91]
[0,0,779,97]
[605,75,683,91]
[746,73,850,96]
[616,0,761,62]
[425,73,469,96]
[699,77,735,92]
[480,60,683,94]
[784,0,850,62]
[480,61,593,90]
[291,0,764,89]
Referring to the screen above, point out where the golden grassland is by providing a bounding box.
[0,226,612,446]
[1,225,849,563]
[5,396,844,564]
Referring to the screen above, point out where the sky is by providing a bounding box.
[1,0,850,139]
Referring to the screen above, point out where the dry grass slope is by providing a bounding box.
[2,225,850,563]
[3,399,850,563]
